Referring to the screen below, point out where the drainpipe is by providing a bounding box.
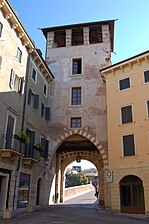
[12,53,30,210]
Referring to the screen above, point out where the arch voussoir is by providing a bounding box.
[55,129,108,167]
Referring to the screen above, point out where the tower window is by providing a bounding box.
[72,58,82,74]
[71,117,81,128]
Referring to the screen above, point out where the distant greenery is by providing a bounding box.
[65,172,88,188]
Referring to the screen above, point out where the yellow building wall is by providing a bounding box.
[104,56,149,213]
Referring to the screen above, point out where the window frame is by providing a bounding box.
[146,100,149,118]
[31,68,37,83]
[120,104,133,124]
[9,69,23,95]
[72,57,82,75]
[119,77,131,91]
[144,70,149,83]
[16,47,22,63]
[71,86,82,106]
[71,117,81,128]
[122,134,135,157]
[43,83,48,97]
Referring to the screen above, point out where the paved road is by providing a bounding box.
[1,190,149,224]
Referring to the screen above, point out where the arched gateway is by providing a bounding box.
[47,130,108,206]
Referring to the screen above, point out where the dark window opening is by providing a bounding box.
[54,30,66,47]
[43,84,47,96]
[144,70,149,83]
[71,117,81,128]
[147,101,149,117]
[121,105,133,124]
[71,87,81,105]
[0,22,3,37]
[123,134,135,156]
[119,78,130,90]
[72,28,83,46]
[31,68,36,82]
[72,58,82,74]
[89,25,103,44]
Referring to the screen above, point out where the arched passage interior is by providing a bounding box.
[53,134,104,205]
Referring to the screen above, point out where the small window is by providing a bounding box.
[72,58,82,75]
[9,69,23,95]
[121,105,133,124]
[72,28,83,46]
[71,87,81,105]
[31,68,37,82]
[0,22,3,37]
[144,70,149,83]
[123,134,135,156]
[16,48,22,63]
[43,84,47,96]
[119,77,130,90]
[147,100,149,117]
[71,117,81,128]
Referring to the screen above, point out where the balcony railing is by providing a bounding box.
[0,134,40,162]
[0,134,26,155]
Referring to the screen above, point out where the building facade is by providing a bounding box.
[41,20,115,206]
[101,51,149,214]
[0,0,53,217]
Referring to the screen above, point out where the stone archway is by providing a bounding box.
[52,132,107,205]
[54,129,108,167]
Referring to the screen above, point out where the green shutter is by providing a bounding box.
[28,89,32,105]
[45,107,50,121]
[41,103,45,117]
[45,140,49,159]
[18,77,23,95]
[33,95,39,109]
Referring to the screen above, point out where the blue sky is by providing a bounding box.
[9,0,149,64]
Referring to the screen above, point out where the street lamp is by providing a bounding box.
[76,153,81,163]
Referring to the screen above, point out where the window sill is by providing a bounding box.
[120,154,139,159]
[69,74,83,77]
[119,121,136,126]
[70,127,82,130]
[69,105,84,108]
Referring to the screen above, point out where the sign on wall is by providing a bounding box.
[106,170,113,183]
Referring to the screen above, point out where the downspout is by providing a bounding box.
[12,53,30,210]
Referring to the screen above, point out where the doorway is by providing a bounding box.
[36,178,42,206]
[120,175,145,214]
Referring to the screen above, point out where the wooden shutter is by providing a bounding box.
[121,105,132,124]
[123,134,135,156]
[28,130,35,158]
[5,115,15,149]
[9,69,16,89]
[45,140,49,159]
[45,107,50,121]
[28,89,32,105]
[33,95,39,109]
[18,77,23,95]
[41,103,45,117]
